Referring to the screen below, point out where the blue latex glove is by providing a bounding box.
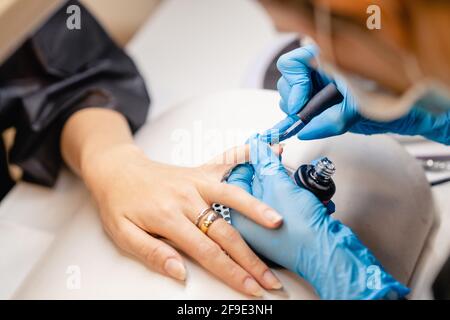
[227,135,410,300]
[274,44,449,145]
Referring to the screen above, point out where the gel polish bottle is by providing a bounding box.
[294,157,336,206]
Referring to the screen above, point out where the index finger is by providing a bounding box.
[277,45,318,113]
[205,182,282,228]
[276,44,318,77]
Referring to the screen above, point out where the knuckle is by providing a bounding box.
[255,201,269,213]
[175,186,196,202]
[335,120,347,134]
[221,226,240,243]
[157,202,178,216]
[109,223,129,248]
[198,241,221,260]
[222,184,238,196]
[102,224,116,243]
[276,55,288,71]
[246,254,263,272]
[327,113,347,133]
[210,183,228,200]
[276,77,284,91]
[154,214,176,234]
[227,264,243,280]
[143,244,166,267]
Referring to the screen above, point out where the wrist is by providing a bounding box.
[80,142,142,192]
[61,108,135,176]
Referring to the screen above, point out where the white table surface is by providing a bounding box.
[1,0,449,299]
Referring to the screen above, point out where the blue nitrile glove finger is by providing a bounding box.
[226,163,254,194]
[227,136,410,299]
[297,76,360,140]
[276,77,291,114]
[276,44,330,115]
[229,139,324,270]
[259,114,298,144]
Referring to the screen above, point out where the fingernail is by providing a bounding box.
[244,277,264,297]
[263,270,283,290]
[264,209,283,225]
[164,258,186,281]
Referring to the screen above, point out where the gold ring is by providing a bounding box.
[200,211,222,234]
[195,207,214,226]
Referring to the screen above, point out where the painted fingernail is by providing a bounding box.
[244,277,264,297]
[264,209,283,224]
[164,258,186,281]
[263,270,283,290]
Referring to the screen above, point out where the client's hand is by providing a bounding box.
[62,108,284,297]
[227,135,410,299]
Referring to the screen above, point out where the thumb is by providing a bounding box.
[297,103,359,140]
[277,44,319,114]
[226,164,254,194]
[260,114,298,144]
[249,136,292,187]
[297,73,359,140]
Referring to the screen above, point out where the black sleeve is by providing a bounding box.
[7,0,150,186]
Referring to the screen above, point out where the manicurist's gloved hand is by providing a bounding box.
[227,135,410,299]
[275,44,449,145]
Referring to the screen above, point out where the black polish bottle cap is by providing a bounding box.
[294,157,336,203]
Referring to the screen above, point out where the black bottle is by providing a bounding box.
[294,157,336,206]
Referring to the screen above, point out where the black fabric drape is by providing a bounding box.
[0,137,14,199]
[0,0,150,197]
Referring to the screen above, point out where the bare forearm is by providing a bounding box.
[60,108,134,177]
